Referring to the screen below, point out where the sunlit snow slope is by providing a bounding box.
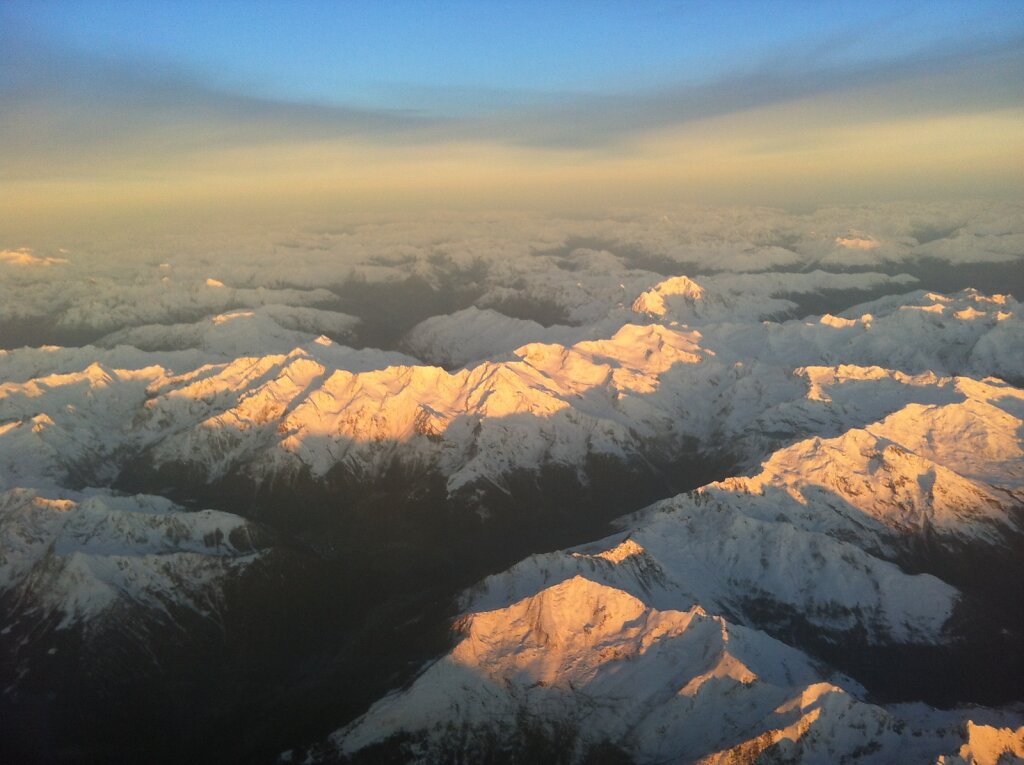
[1,202,1023,764]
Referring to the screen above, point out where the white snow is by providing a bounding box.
[0,488,265,629]
[3,201,1023,761]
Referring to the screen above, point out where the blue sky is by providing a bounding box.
[1,1,1022,218]
[5,0,1018,111]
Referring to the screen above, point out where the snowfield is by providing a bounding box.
[1,202,1022,763]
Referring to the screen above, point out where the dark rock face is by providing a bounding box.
[3,448,733,765]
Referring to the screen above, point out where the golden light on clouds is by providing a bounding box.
[5,110,1020,227]
[2,2,1021,237]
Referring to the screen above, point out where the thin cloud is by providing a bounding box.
[478,31,1024,149]
[0,33,444,179]
[1,24,1021,177]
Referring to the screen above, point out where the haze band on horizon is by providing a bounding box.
[1,0,1022,235]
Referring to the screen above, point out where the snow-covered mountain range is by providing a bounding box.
[2,203,1023,764]
[313,367,1024,763]
[2,282,1019,506]
[321,578,1023,765]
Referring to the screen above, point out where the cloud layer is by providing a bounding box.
[2,19,1022,220]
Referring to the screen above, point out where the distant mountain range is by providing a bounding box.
[2,204,1023,763]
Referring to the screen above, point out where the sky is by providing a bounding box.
[1,0,1022,227]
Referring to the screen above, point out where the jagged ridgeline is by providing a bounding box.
[1,204,1023,764]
